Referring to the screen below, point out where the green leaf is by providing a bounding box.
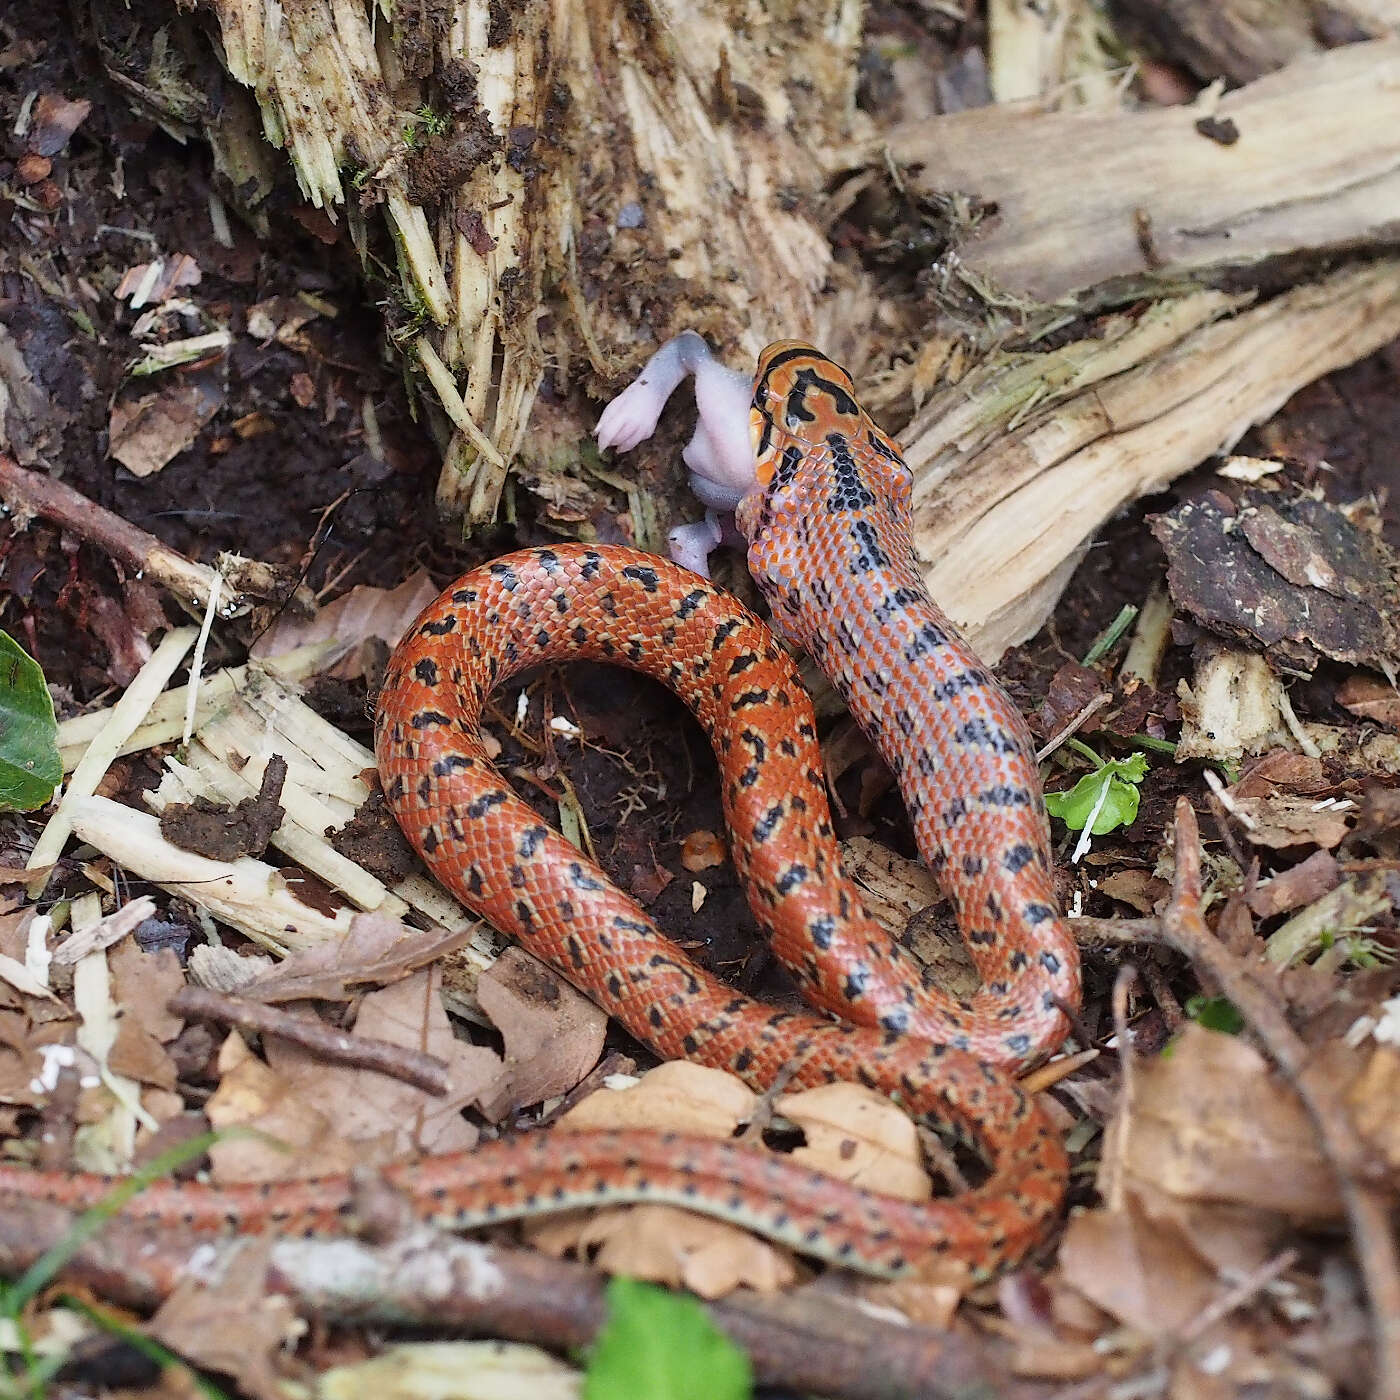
[1185,995,1245,1035]
[584,1278,752,1400]
[1044,752,1148,836]
[0,633,60,811]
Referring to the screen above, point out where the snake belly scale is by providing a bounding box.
[0,342,1078,1280]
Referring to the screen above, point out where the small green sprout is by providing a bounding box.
[1044,739,1148,838]
[402,105,451,147]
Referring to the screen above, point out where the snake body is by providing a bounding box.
[0,342,1078,1279]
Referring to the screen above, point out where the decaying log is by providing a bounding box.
[873,37,1400,309]
[902,264,1400,659]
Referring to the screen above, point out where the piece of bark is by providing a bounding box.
[1151,492,1400,672]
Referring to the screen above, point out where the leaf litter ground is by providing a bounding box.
[2,8,1400,1400]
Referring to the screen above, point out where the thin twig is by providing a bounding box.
[1160,798,1400,1400]
[1035,691,1113,764]
[1201,768,1254,872]
[0,453,246,618]
[1071,915,1165,947]
[1178,1247,1299,1347]
[168,985,451,1095]
[532,1050,637,1129]
[1018,1046,1099,1096]
[916,1124,972,1196]
[1138,957,1185,1034]
[738,1057,807,1144]
[1106,965,1138,1215]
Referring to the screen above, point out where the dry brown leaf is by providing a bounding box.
[680,829,726,872]
[1097,868,1170,915]
[106,1015,177,1092]
[1345,1044,1400,1168]
[148,1236,300,1400]
[86,591,155,687]
[1102,1023,1340,1219]
[841,835,981,996]
[559,1060,755,1137]
[27,92,91,157]
[289,372,316,408]
[246,294,325,349]
[0,1015,71,1108]
[108,381,223,477]
[1355,783,1400,848]
[1125,1179,1285,1278]
[134,1098,202,1167]
[115,254,201,305]
[1337,672,1400,730]
[1234,749,1330,797]
[0,910,53,1008]
[111,940,185,1042]
[269,965,498,1158]
[474,947,607,1121]
[244,912,473,1004]
[231,411,276,438]
[626,849,674,903]
[841,834,942,921]
[816,717,876,798]
[529,1202,798,1298]
[1230,792,1351,850]
[1037,662,1110,740]
[205,1031,365,1183]
[1058,1193,1218,1337]
[778,1082,931,1201]
[250,571,440,678]
[1247,848,1341,917]
[868,1276,966,1329]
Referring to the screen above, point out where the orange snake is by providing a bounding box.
[0,341,1079,1280]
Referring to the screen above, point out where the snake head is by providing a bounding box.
[750,342,862,487]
